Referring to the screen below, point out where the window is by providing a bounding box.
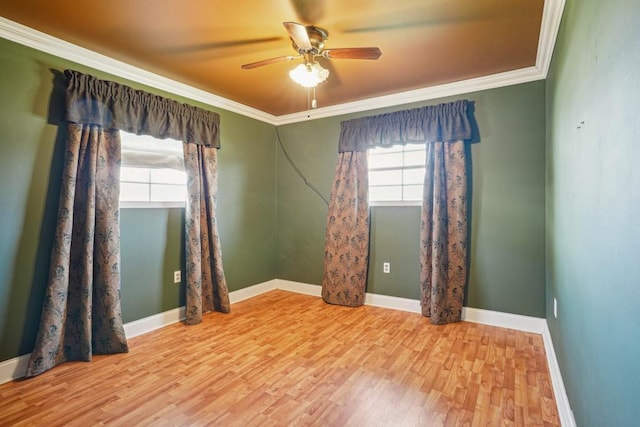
[120,132,187,207]
[368,144,426,204]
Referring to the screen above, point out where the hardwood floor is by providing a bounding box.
[0,290,559,426]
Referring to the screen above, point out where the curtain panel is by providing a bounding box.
[322,151,370,307]
[326,100,474,324]
[183,143,230,324]
[26,125,128,377]
[420,141,469,324]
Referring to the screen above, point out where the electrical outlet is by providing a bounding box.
[553,298,558,318]
[173,270,181,283]
[383,262,390,274]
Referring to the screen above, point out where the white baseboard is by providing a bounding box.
[0,277,575,427]
[461,306,547,334]
[275,279,321,297]
[365,291,422,313]
[229,279,278,303]
[275,279,423,313]
[543,323,577,427]
[123,306,186,339]
[274,279,547,334]
[0,353,30,385]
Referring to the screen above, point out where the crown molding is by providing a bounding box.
[272,66,543,125]
[0,0,564,125]
[536,0,567,77]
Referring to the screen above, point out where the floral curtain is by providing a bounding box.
[322,151,369,306]
[26,70,227,376]
[26,124,128,377]
[334,100,473,323]
[420,140,468,324]
[183,143,230,324]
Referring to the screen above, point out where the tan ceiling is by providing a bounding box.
[0,0,544,116]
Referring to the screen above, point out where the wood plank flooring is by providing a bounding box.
[0,290,559,426]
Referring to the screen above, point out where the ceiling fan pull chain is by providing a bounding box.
[312,87,317,109]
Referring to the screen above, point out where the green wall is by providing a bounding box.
[0,37,277,361]
[546,0,640,425]
[120,208,184,322]
[368,207,422,299]
[217,111,278,291]
[276,81,547,316]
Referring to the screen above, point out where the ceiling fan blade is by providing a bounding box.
[283,22,313,51]
[323,47,382,60]
[241,55,299,70]
[289,0,326,24]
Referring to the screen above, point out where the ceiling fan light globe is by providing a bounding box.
[289,63,329,88]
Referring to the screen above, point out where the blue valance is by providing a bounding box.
[64,70,220,147]
[338,100,472,152]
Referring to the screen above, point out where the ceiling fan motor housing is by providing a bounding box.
[291,26,329,55]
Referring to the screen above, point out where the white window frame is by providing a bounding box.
[368,143,426,207]
[370,199,422,207]
[119,132,187,209]
[120,200,185,209]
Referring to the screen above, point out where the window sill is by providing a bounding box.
[370,200,422,207]
[120,201,185,209]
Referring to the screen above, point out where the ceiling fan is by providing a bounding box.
[241,22,382,89]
